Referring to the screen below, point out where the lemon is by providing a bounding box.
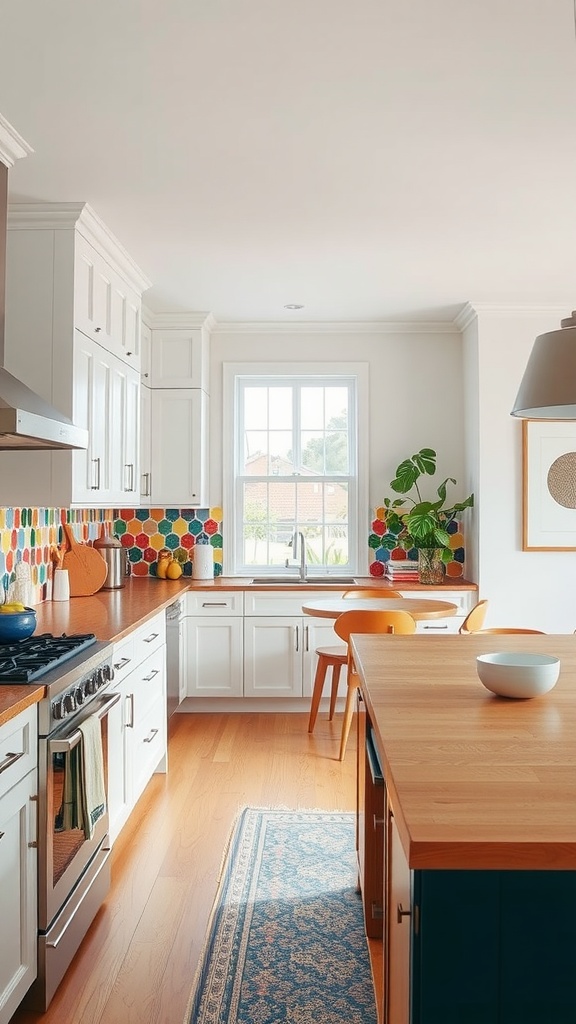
[0,603,27,614]
[166,561,183,580]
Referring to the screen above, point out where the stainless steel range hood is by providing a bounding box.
[0,116,88,451]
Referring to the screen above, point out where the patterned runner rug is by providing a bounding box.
[185,807,378,1024]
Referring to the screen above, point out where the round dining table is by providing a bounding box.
[301,597,458,621]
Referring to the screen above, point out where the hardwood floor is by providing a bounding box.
[12,711,381,1024]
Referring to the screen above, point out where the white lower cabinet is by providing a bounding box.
[183,592,244,697]
[243,592,343,699]
[0,705,37,1024]
[108,613,167,845]
[243,616,338,697]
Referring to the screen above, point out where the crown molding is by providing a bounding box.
[455,301,571,330]
[143,309,216,332]
[0,114,32,167]
[7,201,152,294]
[210,318,460,334]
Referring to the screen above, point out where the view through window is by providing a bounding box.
[232,374,358,575]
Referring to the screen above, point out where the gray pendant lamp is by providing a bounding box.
[511,311,576,419]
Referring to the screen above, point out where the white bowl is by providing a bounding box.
[476,652,560,699]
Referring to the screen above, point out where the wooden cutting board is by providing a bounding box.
[61,524,108,596]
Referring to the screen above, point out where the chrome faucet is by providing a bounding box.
[286,530,307,581]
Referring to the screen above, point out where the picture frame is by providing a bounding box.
[522,420,576,550]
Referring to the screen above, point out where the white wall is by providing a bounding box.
[469,306,576,632]
[209,322,468,568]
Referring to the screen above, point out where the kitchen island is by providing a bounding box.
[352,632,576,1024]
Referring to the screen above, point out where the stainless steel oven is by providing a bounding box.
[2,635,118,1011]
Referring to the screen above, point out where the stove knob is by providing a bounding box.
[63,692,76,715]
[85,674,98,695]
[52,698,66,720]
[75,684,85,705]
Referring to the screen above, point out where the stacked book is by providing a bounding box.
[385,559,419,581]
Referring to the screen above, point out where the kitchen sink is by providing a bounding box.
[251,576,356,586]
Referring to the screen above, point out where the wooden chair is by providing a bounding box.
[307,590,405,736]
[459,599,489,634]
[334,608,416,761]
[342,588,403,598]
[470,627,546,634]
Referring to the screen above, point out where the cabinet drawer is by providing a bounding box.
[416,616,465,635]
[185,591,243,616]
[112,635,136,684]
[0,705,37,801]
[132,612,166,660]
[245,590,342,617]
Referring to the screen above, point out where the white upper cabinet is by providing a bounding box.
[138,314,212,507]
[74,233,142,372]
[0,203,150,508]
[149,327,209,389]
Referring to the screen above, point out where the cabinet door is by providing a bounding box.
[244,617,302,696]
[149,388,208,506]
[122,366,140,500]
[0,769,37,1024]
[185,617,243,697]
[140,384,152,502]
[150,328,208,388]
[387,811,411,1024]
[71,333,112,505]
[75,233,141,372]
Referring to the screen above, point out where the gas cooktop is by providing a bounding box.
[0,633,97,683]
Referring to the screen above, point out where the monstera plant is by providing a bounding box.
[381,448,474,577]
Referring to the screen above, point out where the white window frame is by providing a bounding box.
[223,362,369,576]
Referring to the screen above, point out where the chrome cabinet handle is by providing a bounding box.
[143,728,159,744]
[113,656,132,671]
[142,471,151,496]
[124,463,135,492]
[143,632,159,644]
[91,456,101,490]
[295,625,299,652]
[304,624,309,651]
[422,624,448,630]
[126,693,135,729]
[142,669,159,682]
[0,750,24,775]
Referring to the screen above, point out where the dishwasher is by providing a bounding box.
[166,596,186,716]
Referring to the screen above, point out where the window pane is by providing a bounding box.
[243,480,297,566]
[234,373,357,574]
[301,387,324,429]
[243,388,267,430]
[268,387,292,430]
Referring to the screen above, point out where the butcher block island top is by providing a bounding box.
[351,632,576,872]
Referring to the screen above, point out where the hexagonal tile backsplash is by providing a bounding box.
[114,508,223,577]
[1,504,464,604]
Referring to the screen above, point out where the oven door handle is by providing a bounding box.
[49,691,121,753]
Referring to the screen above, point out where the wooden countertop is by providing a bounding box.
[0,575,477,727]
[0,684,44,728]
[352,632,576,871]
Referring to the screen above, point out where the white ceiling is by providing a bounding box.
[1,0,576,324]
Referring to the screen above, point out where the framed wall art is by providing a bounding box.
[522,420,576,550]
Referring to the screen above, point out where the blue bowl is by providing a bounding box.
[0,608,37,644]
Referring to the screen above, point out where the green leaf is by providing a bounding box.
[411,448,436,476]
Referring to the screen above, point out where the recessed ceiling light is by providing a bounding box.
[284,303,304,310]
